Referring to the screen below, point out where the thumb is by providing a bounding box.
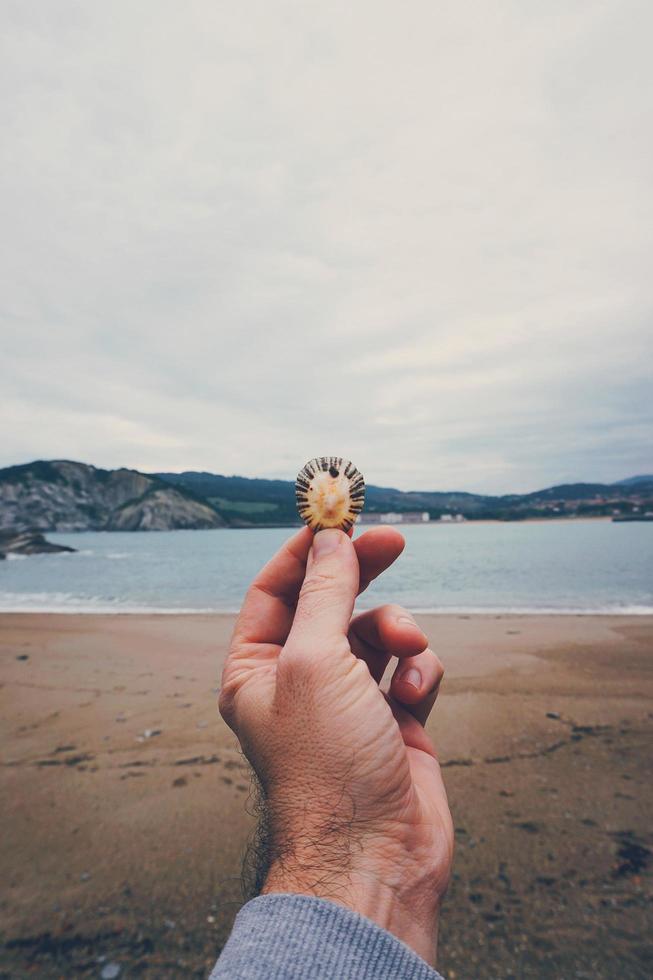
[284,529,359,654]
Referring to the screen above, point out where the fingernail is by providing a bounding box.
[401,667,422,689]
[312,529,341,558]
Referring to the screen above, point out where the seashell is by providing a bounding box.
[295,457,365,532]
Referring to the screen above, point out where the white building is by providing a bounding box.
[357,511,430,524]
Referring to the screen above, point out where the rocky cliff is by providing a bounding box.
[107,487,223,531]
[0,461,226,532]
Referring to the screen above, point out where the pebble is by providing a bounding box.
[546,711,561,720]
[80,871,91,881]
[136,728,162,742]
[100,964,121,980]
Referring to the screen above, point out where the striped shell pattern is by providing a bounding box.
[295,456,365,532]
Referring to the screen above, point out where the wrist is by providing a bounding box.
[261,837,441,965]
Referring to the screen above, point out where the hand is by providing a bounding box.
[219,526,454,966]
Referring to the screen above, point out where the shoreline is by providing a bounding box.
[1,606,652,616]
[35,515,621,534]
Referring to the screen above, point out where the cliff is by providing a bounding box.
[107,487,223,531]
[0,461,226,532]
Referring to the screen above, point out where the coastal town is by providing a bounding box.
[357,511,466,524]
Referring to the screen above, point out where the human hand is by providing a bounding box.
[219,526,454,966]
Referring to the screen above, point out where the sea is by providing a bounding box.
[1,521,652,615]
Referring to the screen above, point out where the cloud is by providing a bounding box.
[1,1,651,492]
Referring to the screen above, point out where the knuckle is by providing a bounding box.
[387,602,409,618]
[218,676,238,723]
[348,654,371,684]
[276,647,317,692]
[217,687,232,721]
[376,602,407,624]
[281,633,349,675]
[279,640,316,673]
[218,660,245,724]
[430,650,445,681]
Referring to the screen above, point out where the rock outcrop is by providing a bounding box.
[107,487,224,531]
[0,460,226,532]
[0,528,76,558]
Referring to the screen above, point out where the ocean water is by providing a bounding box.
[0,522,651,615]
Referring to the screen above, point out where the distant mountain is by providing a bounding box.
[156,469,653,524]
[1,460,651,532]
[155,470,499,522]
[517,482,622,502]
[155,471,300,525]
[0,460,226,532]
[612,475,653,488]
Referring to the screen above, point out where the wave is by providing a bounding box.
[0,592,218,614]
[0,593,651,616]
[404,605,653,616]
[11,549,96,558]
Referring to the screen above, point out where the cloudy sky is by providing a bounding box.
[1,1,651,493]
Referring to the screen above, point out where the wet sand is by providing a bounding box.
[1,613,652,978]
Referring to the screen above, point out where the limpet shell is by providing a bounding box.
[295,457,365,532]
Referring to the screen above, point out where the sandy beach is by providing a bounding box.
[1,612,652,978]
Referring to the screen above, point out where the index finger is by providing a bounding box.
[233,525,405,648]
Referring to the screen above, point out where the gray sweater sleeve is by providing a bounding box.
[209,894,444,979]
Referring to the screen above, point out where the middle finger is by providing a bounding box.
[348,604,429,682]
